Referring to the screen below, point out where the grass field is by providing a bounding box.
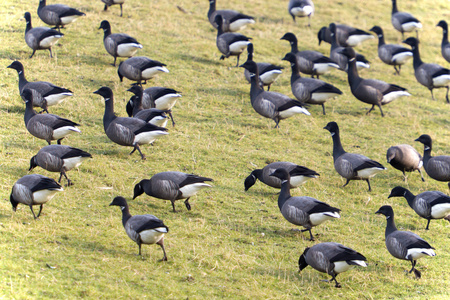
[1,0,450,298]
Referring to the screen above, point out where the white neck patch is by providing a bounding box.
[424,146,430,151]
[281,180,288,184]
[349,58,356,62]
[330,132,335,136]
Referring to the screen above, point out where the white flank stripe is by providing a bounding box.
[289,175,313,187]
[346,35,374,47]
[33,188,63,204]
[116,43,142,57]
[356,62,370,70]
[401,22,422,32]
[60,15,81,25]
[278,106,310,118]
[430,203,450,219]
[154,95,181,110]
[392,52,413,64]
[309,211,340,226]
[45,93,73,106]
[382,91,410,104]
[141,66,169,79]
[229,41,250,54]
[229,19,255,32]
[356,167,386,179]
[313,63,339,75]
[139,229,165,244]
[134,130,168,145]
[63,156,89,170]
[311,92,340,102]
[291,6,314,17]
[333,261,353,273]
[39,35,62,48]
[432,74,450,87]
[150,116,168,128]
[179,183,212,198]
[259,70,283,84]
[52,126,81,140]
[406,248,436,260]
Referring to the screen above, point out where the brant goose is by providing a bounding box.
[23,12,63,58]
[37,0,85,31]
[288,0,314,26]
[436,20,450,63]
[101,0,125,17]
[118,56,169,85]
[391,0,422,39]
[207,0,255,32]
[386,144,424,181]
[318,23,374,47]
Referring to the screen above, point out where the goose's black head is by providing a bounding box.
[402,37,418,49]
[21,89,33,104]
[388,186,408,198]
[98,20,111,31]
[126,98,134,117]
[269,168,290,181]
[109,196,128,209]
[280,32,297,44]
[127,85,143,96]
[375,205,394,218]
[10,193,19,211]
[323,121,339,136]
[317,26,328,45]
[298,247,310,272]
[24,12,31,23]
[7,61,24,72]
[337,47,356,59]
[281,52,297,64]
[239,60,258,74]
[29,156,38,171]
[437,20,448,31]
[132,182,145,199]
[415,134,432,149]
[93,86,113,100]
[329,23,337,34]
[369,25,383,36]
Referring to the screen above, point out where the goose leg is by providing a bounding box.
[61,171,73,186]
[157,238,168,261]
[112,57,117,67]
[342,179,351,187]
[366,105,375,115]
[273,119,280,128]
[130,144,146,160]
[29,50,36,59]
[235,55,241,67]
[168,111,176,126]
[425,219,431,230]
[301,228,314,241]
[417,169,425,182]
[120,4,123,17]
[378,104,385,117]
[36,204,44,218]
[366,179,372,192]
[445,86,449,103]
[103,4,108,11]
[29,205,38,219]
[138,242,142,256]
[267,84,271,91]
[48,48,53,58]
[429,89,435,101]
[394,65,400,75]
[330,273,341,288]
[184,198,191,210]
[57,138,63,145]
[408,259,416,273]
[321,104,326,115]
[171,201,177,213]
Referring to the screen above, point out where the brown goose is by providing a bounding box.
[386,144,424,181]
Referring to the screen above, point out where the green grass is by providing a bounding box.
[1,0,450,298]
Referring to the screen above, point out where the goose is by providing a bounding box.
[243,43,283,91]
[288,0,314,26]
[118,56,169,85]
[280,32,339,79]
[369,26,412,75]
[93,87,168,160]
[207,0,255,33]
[109,196,168,261]
[324,122,386,191]
[215,15,251,67]
[10,174,63,219]
[133,171,213,212]
[126,87,181,126]
[386,144,424,182]
[22,89,81,145]
[98,20,143,66]
[239,60,310,128]
[391,0,422,39]
[127,86,168,127]
[388,186,450,230]
[269,168,340,241]
[415,134,450,190]
[403,37,450,103]
[339,47,410,116]
[244,161,319,191]
[7,61,73,113]
[29,144,92,186]
[436,20,450,63]
[23,12,63,58]
[282,52,342,115]
[375,205,436,279]
[37,0,85,31]
[329,23,370,72]
[318,23,374,47]
[101,0,125,17]
[298,242,367,288]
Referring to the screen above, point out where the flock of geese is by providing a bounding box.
[4,0,450,289]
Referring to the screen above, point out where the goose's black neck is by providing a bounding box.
[346,57,362,91]
[102,27,111,40]
[384,212,398,237]
[278,178,291,211]
[24,99,36,126]
[391,0,398,14]
[120,204,132,228]
[330,129,346,161]
[103,97,117,130]
[249,69,264,102]
[421,144,433,166]
[289,40,299,53]
[208,0,216,18]
[289,61,302,85]
[401,188,417,209]
[441,27,449,47]
[25,18,32,34]
[15,68,29,92]
[410,44,423,70]
[132,93,144,116]
[38,0,46,11]
[376,33,386,47]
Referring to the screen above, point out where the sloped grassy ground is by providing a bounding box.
[0,0,449,298]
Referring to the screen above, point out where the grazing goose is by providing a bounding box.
[269,168,340,241]
[244,161,319,191]
[375,205,435,279]
[29,145,92,186]
[10,174,63,219]
[133,172,213,212]
[437,20,450,63]
[298,242,367,288]
[101,0,125,17]
[110,196,168,261]
[239,60,310,128]
[118,56,169,86]
[388,186,450,230]
[7,61,73,113]
[369,26,412,75]
[317,23,374,47]
[324,122,386,191]
[215,15,251,67]
[126,87,181,126]
[339,47,410,116]
[243,43,283,91]
[280,32,339,79]
[93,87,168,160]
[386,144,424,182]
[23,12,63,58]
[127,86,168,127]
[98,20,143,66]
[207,0,255,32]
[328,23,370,72]
[415,134,450,190]
[403,37,450,103]
[282,52,342,115]
[37,0,85,31]
[22,89,81,145]
[391,0,422,39]
[288,0,314,26]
